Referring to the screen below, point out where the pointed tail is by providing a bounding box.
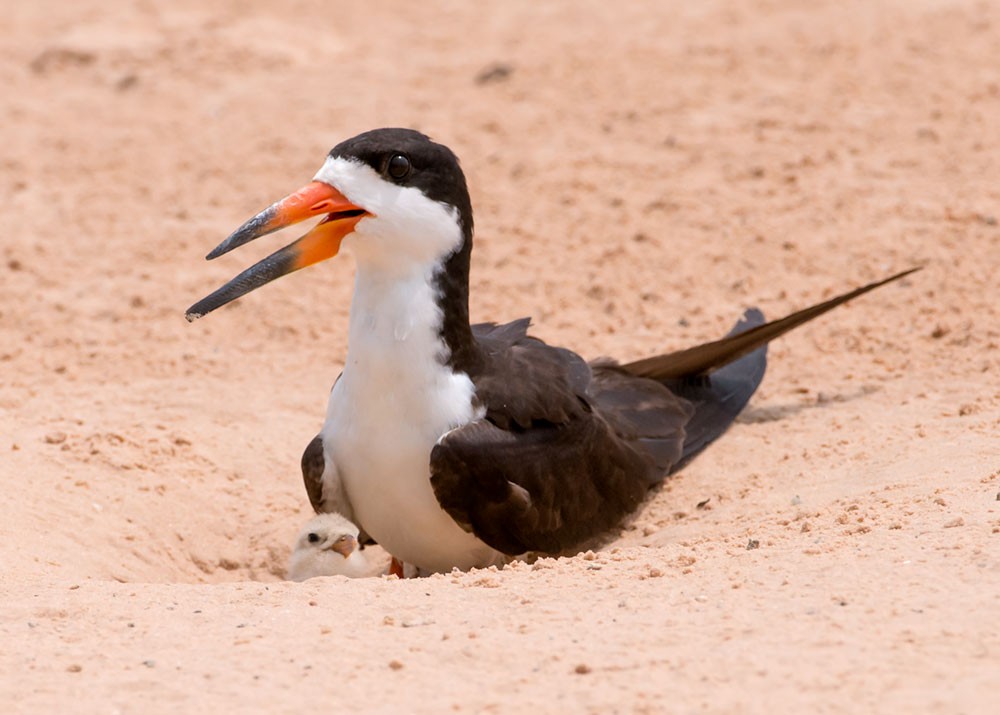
[621,267,920,381]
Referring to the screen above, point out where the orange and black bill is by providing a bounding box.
[185,182,368,322]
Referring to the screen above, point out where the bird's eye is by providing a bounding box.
[386,154,411,180]
[307,532,320,543]
[336,535,348,542]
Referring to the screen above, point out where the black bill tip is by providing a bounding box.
[205,206,278,260]
[185,244,299,322]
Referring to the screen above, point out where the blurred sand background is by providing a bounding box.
[1,0,998,712]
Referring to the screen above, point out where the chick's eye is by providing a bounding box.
[307,533,320,544]
[387,154,410,180]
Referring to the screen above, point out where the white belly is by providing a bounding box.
[322,369,502,573]
[318,265,503,573]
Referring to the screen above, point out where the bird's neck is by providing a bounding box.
[346,239,480,379]
[431,238,482,376]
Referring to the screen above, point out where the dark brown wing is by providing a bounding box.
[468,319,592,429]
[430,415,657,555]
[430,320,685,555]
[301,435,326,513]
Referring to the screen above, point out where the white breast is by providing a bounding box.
[319,261,502,573]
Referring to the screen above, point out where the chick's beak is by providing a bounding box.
[330,535,357,559]
[186,181,368,321]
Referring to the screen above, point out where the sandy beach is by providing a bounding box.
[1,0,998,712]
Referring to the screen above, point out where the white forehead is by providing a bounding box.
[315,156,378,199]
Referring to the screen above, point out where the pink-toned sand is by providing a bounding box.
[2,0,998,712]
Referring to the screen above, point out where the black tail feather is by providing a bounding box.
[621,267,920,381]
[666,309,768,470]
[623,267,921,472]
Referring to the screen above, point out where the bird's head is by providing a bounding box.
[293,513,360,560]
[186,128,472,321]
[287,512,373,581]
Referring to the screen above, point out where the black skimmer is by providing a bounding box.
[187,128,918,573]
[288,513,372,580]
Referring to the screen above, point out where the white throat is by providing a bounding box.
[343,259,459,426]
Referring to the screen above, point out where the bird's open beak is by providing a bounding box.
[185,181,368,321]
[330,535,357,559]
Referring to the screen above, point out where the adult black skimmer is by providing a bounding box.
[187,128,917,573]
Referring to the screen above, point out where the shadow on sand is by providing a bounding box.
[736,384,881,425]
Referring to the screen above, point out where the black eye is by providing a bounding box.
[387,154,411,180]
[307,532,319,544]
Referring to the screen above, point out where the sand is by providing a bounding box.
[1,0,998,712]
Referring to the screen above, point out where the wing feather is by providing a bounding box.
[430,320,688,554]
